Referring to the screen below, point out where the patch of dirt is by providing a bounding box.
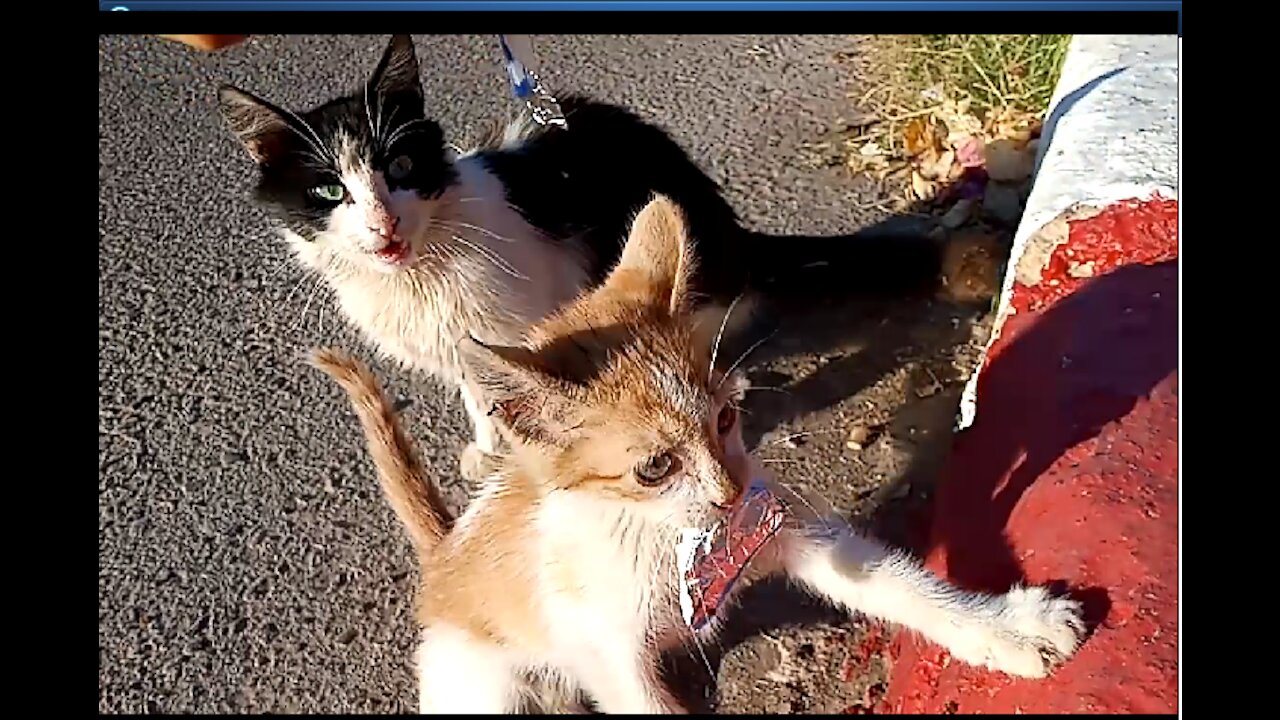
[687,52,1045,713]
[716,622,890,714]
[658,286,997,714]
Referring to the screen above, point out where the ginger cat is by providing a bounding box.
[309,195,1084,713]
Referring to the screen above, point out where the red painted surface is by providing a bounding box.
[1011,194,1178,315]
[841,625,891,713]
[879,197,1178,714]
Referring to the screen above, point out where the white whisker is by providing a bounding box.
[777,483,837,535]
[278,107,334,165]
[294,275,325,333]
[741,385,791,395]
[263,254,296,284]
[450,234,528,281]
[708,292,745,384]
[429,218,521,244]
[717,331,776,392]
[371,82,387,146]
[280,272,311,309]
[363,79,377,144]
[379,104,404,147]
[385,118,426,148]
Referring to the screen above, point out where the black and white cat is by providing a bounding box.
[218,35,945,479]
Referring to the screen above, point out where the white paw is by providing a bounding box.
[460,442,499,483]
[952,585,1085,679]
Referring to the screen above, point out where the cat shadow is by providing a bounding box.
[735,294,987,453]
[838,259,1176,684]
[664,242,1175,712]
[721,198,1007,453]
[663,360,981,711]
[874,260,1176,595]
[656,206,1003,711]
[661,575,845,712]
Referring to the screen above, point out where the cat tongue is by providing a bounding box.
[376,240,409,262]
[676,481,787,631]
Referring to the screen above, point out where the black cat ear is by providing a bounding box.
[369,35,423,102]
[217,84,290,164]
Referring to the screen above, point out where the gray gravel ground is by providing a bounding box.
[99,34,988,713]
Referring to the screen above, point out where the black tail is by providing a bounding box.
[689,216,948,306]
[504,94,954,306]
[738,226,945,300]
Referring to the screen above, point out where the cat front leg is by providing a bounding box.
[778,520,1084,679]
[415,626,525,714]
[459,383,502,482]
[572,645,688,714]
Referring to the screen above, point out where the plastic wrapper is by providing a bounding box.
[498,35,567,129]
[675,480,787,631]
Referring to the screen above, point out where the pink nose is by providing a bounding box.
[368,216,400,241]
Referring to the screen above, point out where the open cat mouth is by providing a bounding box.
[374,239,412,265]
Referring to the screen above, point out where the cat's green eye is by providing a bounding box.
[636,452,678,486]
[310,184,346,203]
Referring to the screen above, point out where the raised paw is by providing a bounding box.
[948,584,1085,679]
[460,442,499,483]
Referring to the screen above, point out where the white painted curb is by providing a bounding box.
[956,34,1180,430]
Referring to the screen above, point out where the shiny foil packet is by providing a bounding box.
[675,481,788,631]
[498,35,567,129]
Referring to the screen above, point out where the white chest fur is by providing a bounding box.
[291,156,591,388]
[534,494,685,652]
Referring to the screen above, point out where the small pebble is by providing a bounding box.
[220,450,249,465]
[1067,260,1096,278]
[940,198,976,229]
[846,426,871,451]
[983,139,1034,182]
[982,182,1024,225]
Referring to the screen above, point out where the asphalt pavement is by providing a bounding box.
[98,34,888,713]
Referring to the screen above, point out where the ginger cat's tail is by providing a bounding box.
[307,348,452,556]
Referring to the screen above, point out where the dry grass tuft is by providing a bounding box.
[814,35,1072,309]
[889,35,1071,118]
[836,34,1070,173]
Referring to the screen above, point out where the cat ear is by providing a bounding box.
[369,35,423,103]
[603,194,696,316]
[459,336,578,445]
[217,84,291,164]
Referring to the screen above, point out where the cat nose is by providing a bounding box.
[711,479,744,510]
[369,216,401,241]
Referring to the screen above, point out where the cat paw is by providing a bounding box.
[460,443,499,482]
[950,585,1085,679]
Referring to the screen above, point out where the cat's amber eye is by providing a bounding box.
[716,404,737,435]
[388,155,413,180]
[635,452,678,486]
[309,184,346,203]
